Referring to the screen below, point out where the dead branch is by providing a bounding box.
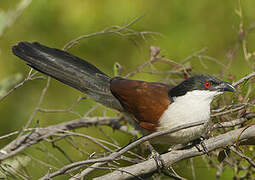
[38,96,86,118]
[232,72,255,87]
[0,69,44,102]
[124,46,191,78]
[0,117,122,161]
[39,121,206,179]
[18,77,51,139]
[230,146,255,168]
[0,0,32,37]
[63,15,161,51]
[94,125,255,180]
[213,112,255,129]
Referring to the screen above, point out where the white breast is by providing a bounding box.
[155,90,222,145]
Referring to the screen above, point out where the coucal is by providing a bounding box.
[12,42,235,145]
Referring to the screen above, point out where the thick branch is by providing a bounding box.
[95,125,255,180]
[39,121,206,179]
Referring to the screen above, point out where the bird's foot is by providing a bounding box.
[146,143,165,172]
[192,137,209,155]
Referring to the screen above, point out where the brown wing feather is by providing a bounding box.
[110,77,173,132]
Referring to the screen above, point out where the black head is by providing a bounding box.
[168,74,235,98]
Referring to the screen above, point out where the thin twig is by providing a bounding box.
[63,15,160,51]
[181,48,208,64]
[16,77,51,140]
[232,72,255,87]
[38,96,86,118]
[230,146,255,167]
[0,0,32,36]
[0,70,43,102]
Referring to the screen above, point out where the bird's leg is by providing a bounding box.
[144,141,165,172]
[171,137,209,155]
[191,136,209,155]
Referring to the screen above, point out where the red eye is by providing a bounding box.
[204,82,211,88]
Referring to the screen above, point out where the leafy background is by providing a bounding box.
[0,0,255,179]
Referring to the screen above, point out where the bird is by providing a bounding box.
[12,42,236,146]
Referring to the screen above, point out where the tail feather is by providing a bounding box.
[12,42,123,111]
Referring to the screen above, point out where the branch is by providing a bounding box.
[95,125,255,180]
[0,69,44,102]
[18,77,51,139]
[63,15,161,51]
[0,0,32,36]
[124,46,191,78]
[0,117,122,161]
[232,72,255,86]
[39,121,206,179]
[230,146,255,167]
[213,112,255,129]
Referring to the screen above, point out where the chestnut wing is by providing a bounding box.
[110,77,173,132]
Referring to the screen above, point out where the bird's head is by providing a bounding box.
[168,74,235,100]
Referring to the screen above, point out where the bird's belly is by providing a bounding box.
[152,123,209,145]
[155,101,211,145]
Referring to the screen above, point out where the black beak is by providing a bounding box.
[216,82,236,92]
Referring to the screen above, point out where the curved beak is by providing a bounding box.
[216,82,236,92]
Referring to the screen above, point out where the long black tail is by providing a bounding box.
[12,42,122,111]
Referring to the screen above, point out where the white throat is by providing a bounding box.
[156,90,222,144]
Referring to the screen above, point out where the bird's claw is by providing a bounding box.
[147,145,165,172]
[193,137,209,155]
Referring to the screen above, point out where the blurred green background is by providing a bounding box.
[0,0,255,179]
